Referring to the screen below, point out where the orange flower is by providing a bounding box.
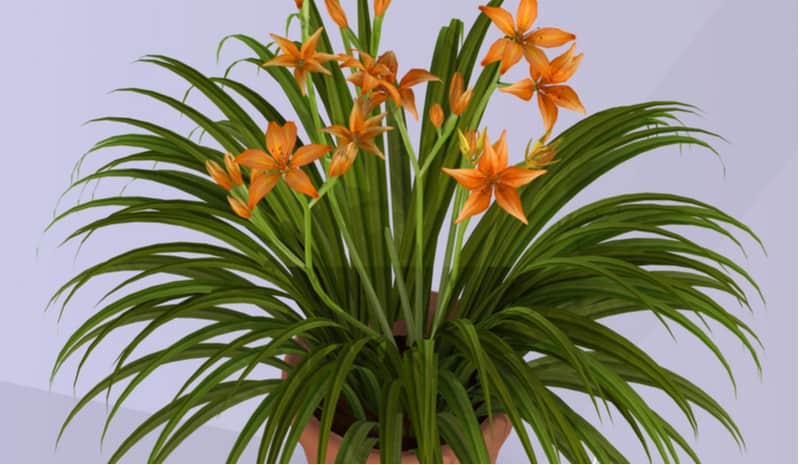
[374,0,391,16]
[442,130,546,224]
[340,50,438,119]
[223,152,243,186]
[449,72,473,116]
[263,28,338,95]
[429,103,444,129]
[236,121,331,206]
[321,98,393,176]
[499,44,585,131]
[324,0,348,28]
[295,0,303,8]
[479,0,575,74]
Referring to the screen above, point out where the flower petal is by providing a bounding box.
[529,27,576,48]
[479,6,517,37]
[357,139,385,159]
[290,144,331,168]
[399,87,419,120]
[442,167,487,190]
[263,54,297,68]
[301,27,325,57]
[500,41,524,74]
[377,51,398,76]
[516,0,538,32]
[324,0,348,28]
[284,168,319,198]
[498,166,547,188]
[319,124,352,141]
[481,39,508,67]
[544,85,585,113]
[478,130,508,176]
[429,103,444,128]
[236,149,280,170]
[455,188,492,223]
[537,93,558,132]
[399,68,440,88]
[499,78,535,101]
[494,184,528,224]
[523,44,550,79]
[228,195,252,219]
[269,34,301,57]
[248,172,282,208]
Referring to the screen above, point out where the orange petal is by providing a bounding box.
[285,168,319,198]
[453,88,473,115]
[377,51,398,76]
[269,34,301,57]
[301,28,325,57]
[324,0,348,28]
[537,93,558,132]
[442,167,487,190]
[523,44,550,79]
[224,152,243,186]
[492,130,509,172]
[378,80,402,106]
[295,0,303,9]
[498,166,546,188]
[357,139,385,159]
[236,149,280,170]
[329,143,359,176]
[481,39,508,67]
[400,88,419,120]
[499,78,535,101]
[429,103,444,128]
[500,41,524,74]
[544,85,585,113]
[478,131,508,176]
[290,144,331,168]
[479,6,517,37]
[228,195,252,219]
[516,0,538,32]
[248,172,282,208]
[399,69,440,88]
[320,124,352,141]
[529,27,576,48]
[263,54,297,68]
[205,160,232,190]
[494,184,528,224]
[549,45,583,83]
[294,68,309,95]
[455,188,492,223]
[449,72,464,111]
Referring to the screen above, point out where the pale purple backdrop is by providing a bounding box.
[0,1,796,463]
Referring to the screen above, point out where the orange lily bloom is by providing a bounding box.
[236,121,331,206]
[449,72,473,116]
[263,28,338,95]
[324,0,348,28]
[479,0,575,74]
[374,0,391,16]
[499,43,585,131]
[321,98,393,176]
[429,103,444,129]
[339,50,401,104]
[442,130,546,224]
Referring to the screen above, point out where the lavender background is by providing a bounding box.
[0,0,796,463]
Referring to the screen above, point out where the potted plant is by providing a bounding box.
[49,0,763,463]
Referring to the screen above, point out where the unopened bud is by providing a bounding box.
[206,160,232,190]
[224,152,243,186]
[227,196,252,219]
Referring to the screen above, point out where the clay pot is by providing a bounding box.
[282,294,512,463]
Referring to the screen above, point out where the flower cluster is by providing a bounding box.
[208,0,583,226]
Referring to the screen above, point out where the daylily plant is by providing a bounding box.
[50,1,763,464]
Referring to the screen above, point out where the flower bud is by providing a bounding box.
[205,160,232,190]
[325,0,348,28]
[525,137,560,169]
[374,0,391,16]
[227,196,252,219]
[223,152,243,186]
[429,103,444,129]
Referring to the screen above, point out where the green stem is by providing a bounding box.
[430,212,469,338]
[301,197,380,338]
[370,14,384,56]
[391,105,426,341]
[384,228,416,344]
[419,114,457,177]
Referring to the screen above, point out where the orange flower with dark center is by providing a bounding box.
[479,0,575,74]
[339,50,401,105]
[499,43,585,131]
[263,28,338,95]
[236,121,331,206]
[321,98,393,176]
[369,51,440,119]
[442,130,546,224]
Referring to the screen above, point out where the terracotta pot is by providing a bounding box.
[282,294,512,464]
